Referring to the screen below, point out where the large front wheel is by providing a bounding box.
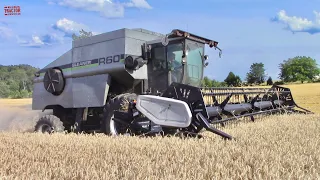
[101,93,137,135]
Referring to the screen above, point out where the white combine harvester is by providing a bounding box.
[31,28,312,139]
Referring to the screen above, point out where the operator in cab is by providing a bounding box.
[167,52,182,83]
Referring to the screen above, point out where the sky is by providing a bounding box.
[0,0,320,81]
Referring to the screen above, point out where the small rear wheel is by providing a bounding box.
[34,115,65,134]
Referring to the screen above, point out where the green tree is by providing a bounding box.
[202,76,213,87]
[0,81,10,98]
[0,64,38,98]
[246,62,266,84]
[201,76,227,87]
[72,29,93,40]
[212,79,227,87]
[267,76,273,85]
[278,56,320,83]
[224,72,241,87]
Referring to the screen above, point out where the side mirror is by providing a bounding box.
[182,50,187,64]
[141,44,147,60]
[147,44,152,60]
[215,47,222,58]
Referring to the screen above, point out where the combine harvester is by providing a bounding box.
[31,28,312,140]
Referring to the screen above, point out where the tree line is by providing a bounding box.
[202,56,320,87]
[0,64,39,98]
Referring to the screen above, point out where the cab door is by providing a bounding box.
[147,43,169,94]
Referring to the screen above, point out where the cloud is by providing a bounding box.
[52,18,89,37]
[124,0,152,9]
[52,18,101,36]
[16,35,44,48]
[0,21,9,26]
[271,10,320,34]
[42,33,64,44]
[0,26,14,39]
[48,0,152,18]
[17,34,64,48]
[17,18,99,48]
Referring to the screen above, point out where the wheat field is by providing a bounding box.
[259,83,320,114]
[0,83,319,179]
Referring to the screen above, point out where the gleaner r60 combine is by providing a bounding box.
[32,28,313,139]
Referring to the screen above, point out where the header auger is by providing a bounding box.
[31,28,312,140]
[201,85,313,127]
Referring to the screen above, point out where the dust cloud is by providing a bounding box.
[0,104,51,132]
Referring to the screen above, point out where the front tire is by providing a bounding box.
[102,93,137,135]
[34,115,65,134]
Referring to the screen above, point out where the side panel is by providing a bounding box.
[32,49,74,110]
[70,37,125,108]
[71,37,126,78]
[32,78,74,110]
[35,38,127,83]
[72,74,111,108]
[32,74,111,109]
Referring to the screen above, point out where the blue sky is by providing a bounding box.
[0,0,320,81]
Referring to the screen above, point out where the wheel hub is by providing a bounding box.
[41,124,54,133]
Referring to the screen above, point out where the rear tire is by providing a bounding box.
[102,93,137,135]
[34,115,65,134]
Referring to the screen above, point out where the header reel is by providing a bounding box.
[201,85,313,127]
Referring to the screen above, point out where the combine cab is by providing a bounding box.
[31,28,312,140]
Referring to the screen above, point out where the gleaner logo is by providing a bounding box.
[4,6,21,16]
[72,60,92,68]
